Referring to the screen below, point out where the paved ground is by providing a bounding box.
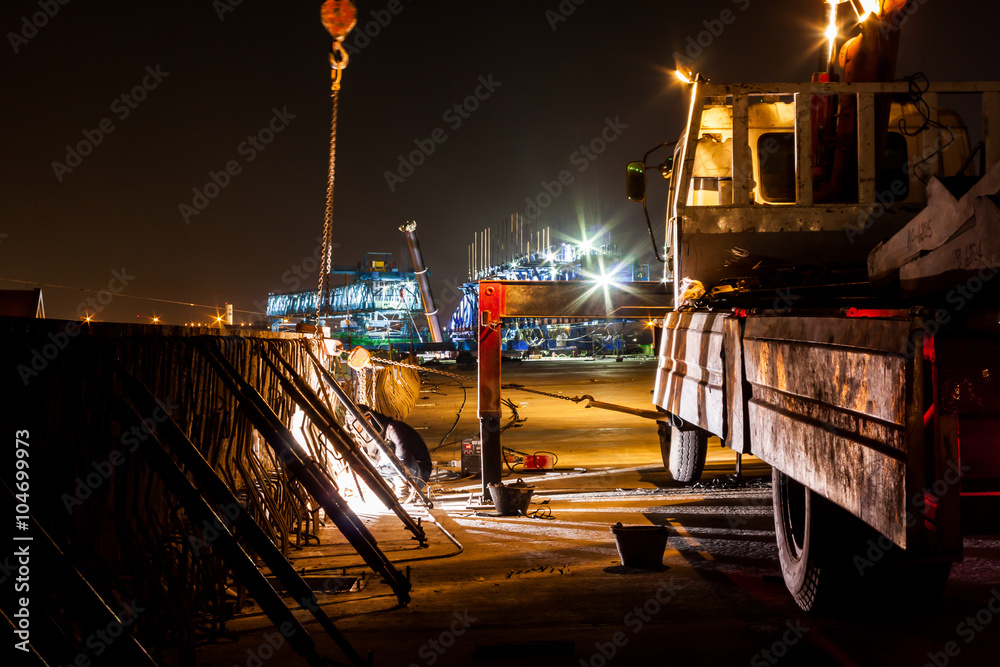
[186,359,1000,667]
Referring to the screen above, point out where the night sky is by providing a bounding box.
[3,0,997,325]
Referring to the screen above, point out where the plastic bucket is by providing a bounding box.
[611,523,669,568]
[489,480,535,515]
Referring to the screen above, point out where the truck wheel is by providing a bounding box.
[657,422,671,471]
[773,468,829,611]
[665,427,708,483]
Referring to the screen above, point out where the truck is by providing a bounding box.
[626,2,1000,610]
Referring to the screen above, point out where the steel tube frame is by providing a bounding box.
[197,339,412,605]
[100,350,369,666]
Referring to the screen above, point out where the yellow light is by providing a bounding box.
[825,0,839,66]
[674,69,692,84]
[855,0,880,20]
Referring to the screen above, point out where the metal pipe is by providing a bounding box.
[399,221,443,343]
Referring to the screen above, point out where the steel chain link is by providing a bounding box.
[500,383,590,403]
[316,85,339,325]
[371,357,470,383]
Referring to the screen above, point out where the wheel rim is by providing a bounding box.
[778,472,808,561]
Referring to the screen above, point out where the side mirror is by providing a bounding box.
[626,161,646,202]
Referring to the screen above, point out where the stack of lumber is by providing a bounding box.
[868,161,1000,294]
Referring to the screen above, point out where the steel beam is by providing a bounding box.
[477,281,672,498]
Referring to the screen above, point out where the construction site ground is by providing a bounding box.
[184,358,1000,667]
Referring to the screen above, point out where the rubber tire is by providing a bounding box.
[773,468,824,611]
[657,422,672,471]
[665,427,709,483]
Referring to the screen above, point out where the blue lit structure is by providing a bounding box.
[267,253,429,344]
[448,233,652,354]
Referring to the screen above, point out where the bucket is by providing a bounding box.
[489,479,535,516]
[610,523,669,569]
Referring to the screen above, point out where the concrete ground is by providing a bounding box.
[185,359,1000,667]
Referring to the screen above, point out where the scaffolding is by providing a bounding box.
[268,253,427,344]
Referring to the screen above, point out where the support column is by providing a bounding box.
[399,221,444,343]
[478,281,503,500]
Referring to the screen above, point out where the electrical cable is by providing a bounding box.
[895,72,955,183]
[0,277,264,315]
[638,141,677,263]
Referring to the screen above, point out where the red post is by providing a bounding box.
[478,281,504,500]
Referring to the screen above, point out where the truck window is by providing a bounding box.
[757,132,796,203]
[877,132,909,200]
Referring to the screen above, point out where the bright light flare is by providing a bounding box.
[825,0,839,66]
[674,69,692,84]
[592,271,618,289]
[855,0,880,20]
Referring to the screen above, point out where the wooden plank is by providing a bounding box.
[795,93,813,206]
[732,94,751,206]
[899,194,1000,293]
[985,91,1000,173]
[857,92,877,206]
[868,160,1000,281]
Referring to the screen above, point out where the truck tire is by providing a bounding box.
[773,469,952,612]
[662,426,708,483]
[773,468,829,611]
[657,422,671,472]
